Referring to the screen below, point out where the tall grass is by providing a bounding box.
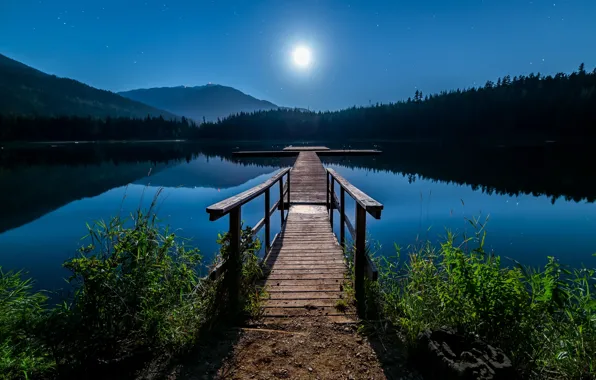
[373,220,596,379]
[0,195,264,378]
[46,207,213,373]
[0,268,53,379]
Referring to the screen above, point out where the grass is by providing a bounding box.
[0,194,265,379]
[334,299,348,312]
[215,224,267,320]
[0,268,54,379]
[370,218,596,379]
[47,207,213,374]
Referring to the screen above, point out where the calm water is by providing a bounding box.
[0,142,594,292]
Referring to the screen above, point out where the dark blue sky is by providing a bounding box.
[2,0,595,110]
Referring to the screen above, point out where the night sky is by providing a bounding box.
[2,0,596,110]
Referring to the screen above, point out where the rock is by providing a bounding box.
[273,368,290,378]
[412,328,516,380]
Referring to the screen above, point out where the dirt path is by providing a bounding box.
[153,317,419,380]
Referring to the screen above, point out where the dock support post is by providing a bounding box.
[265,188,270,253]
[326,171,330,213]
[279,178,284,225]
[287,170,291,206]
[228,207,241,311]
[330,177,335,227]
[340,187,345,249]
[355,204,366,317]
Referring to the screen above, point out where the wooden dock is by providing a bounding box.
[262,204,350,321]
[207,147,383,323]
[290,151,327,204]
[232,149,381,157]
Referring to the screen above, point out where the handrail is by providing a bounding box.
[206,168,291,221]
[327,168,383,219]
[205,168,291,307]
[326,168,383,316]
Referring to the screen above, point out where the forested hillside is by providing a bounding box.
[0,115,195,141]
[3,64,596,143]
[197,64,596,142]
[0,54,175,119]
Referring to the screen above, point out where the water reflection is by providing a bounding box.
[0,141,594,292]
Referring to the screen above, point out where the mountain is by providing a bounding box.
[0,53,175,119]
[118,84,279,122]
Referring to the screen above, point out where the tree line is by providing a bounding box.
[1,63,596,143]
[0,115,198,142]
[198,63,596,142]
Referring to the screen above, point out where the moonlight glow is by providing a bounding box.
[292,46,312,68]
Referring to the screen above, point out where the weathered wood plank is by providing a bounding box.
[232,149,381,157]
[206,168,290,220]
[264,284,342,292]
[266,259,345,265]
[264,299,340,308]
[327,168,383,219]
[270,269,346,274]
[267,292,344,300]
[289,152,327,204]
[270,264,346,270]
[283,146,330,151]
[267,273,345,280]
[266,252,344,257]
[262,278,343,286]
[262,307,354,317]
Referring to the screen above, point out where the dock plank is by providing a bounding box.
[289,152,328,204]
[262,204,353,323]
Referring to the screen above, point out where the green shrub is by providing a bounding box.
[48,207,214,370]
[375,226,596,379]
[0,268,53,379]
[215,225,264,319]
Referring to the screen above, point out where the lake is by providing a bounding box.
[0,141,595,293]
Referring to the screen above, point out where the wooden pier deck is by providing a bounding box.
[233,149,381,157]
[262,204,350,321]
[206,146,383,323]
[262,151,350,321]
[290,151,327,204]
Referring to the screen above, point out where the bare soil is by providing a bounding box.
[141,317,420,380]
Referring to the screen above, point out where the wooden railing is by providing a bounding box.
[326,168,383,314]
[206,168,291,304]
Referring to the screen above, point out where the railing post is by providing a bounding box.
[355,204,366,317]
[330,177,335,227]
[228,206,241,310]
[279,178,285,225]
[340,187,345,249]
[265,188,271,253]
[287,170,291,206]
[326,171,330,213]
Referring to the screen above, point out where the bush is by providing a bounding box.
[214,224,264,319]
[0,193,266,378]
[376,225,596,379]
[0,268,53,379]
[47,207,215,371]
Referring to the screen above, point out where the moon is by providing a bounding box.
[292,46,312,68]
